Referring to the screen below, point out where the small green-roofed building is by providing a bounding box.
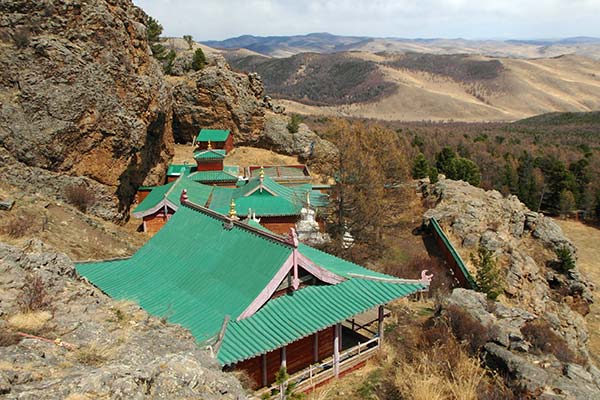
[196,129,234,153]
[77,199,430,389]
[166,164,195,181]
[132,175,214,235]
[193,149,226,161]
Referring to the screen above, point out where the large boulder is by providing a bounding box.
[170,61,266,144]
[0,0,174,221]
[0,240,246,399]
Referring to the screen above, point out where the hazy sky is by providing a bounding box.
[133,0,600,41]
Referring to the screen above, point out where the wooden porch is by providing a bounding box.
[253,336,380,398]
[251,306,387,398]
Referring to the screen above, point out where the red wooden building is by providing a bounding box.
[195,129,234,153]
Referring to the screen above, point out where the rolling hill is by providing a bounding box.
[204,33,600,59]
[225,50,600,122]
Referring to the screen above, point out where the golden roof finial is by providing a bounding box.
[207,140,212,150]
[229,198,237,218]
[259,166,265,180]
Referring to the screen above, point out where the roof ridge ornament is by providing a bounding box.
[285,227,299,248]
[207,140,212,150]
[229,198,237,219]
[180,189,188,203]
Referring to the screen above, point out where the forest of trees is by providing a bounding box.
[306,112,600,222]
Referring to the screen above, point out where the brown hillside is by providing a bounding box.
[228,51,600,122]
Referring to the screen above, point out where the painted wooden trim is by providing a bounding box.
[213,315,231,354]
[346,272,429,285]
[297,253,346,285]
[244,183,278,197]
[132,199,178,219]
[261,354,267,387]
[313,333,319,363]
[378,306,384,341]
[333,323,340,377]
[237,253,295,320]
[238,251,348,320]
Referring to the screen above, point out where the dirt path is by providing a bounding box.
[555,219,600,362]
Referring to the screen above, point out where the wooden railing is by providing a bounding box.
[254,337,380,398]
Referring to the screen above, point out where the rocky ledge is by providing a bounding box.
[0,240,246,399]
[422,179,598,398]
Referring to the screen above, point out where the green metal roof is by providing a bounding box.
[188,170,239,183]
[429,218,477,289]
[166,164,195,176]
[78,202,427,366]
[209,176,328,217]
[193,149,226,160]
[218,279,424,365]
[132,176,214,217]
[77,205,293,343]
[197,129,231,142]
[224,165,240,176]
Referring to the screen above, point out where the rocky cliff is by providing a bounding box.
[0,1,337,221]
[170,59,266,144]
[0,0,174,221]
[422,180,599,398]
[0,240,246,399]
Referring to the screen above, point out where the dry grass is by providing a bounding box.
[7,311,53,334]
[553,219,600,363]
[73,342,112,367]
[172,143,300,170]
[278,54,600,122]
[393,350,485,400]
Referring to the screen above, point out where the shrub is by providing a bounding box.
[192,48,206,71]
[2,211,36,238]
[13,27,31,48]
[471,245,504,300]
[0,327,22,347]
[286,114,302,134]
[7,311,52,334]
[428,166,439,184]
[17,273,51,312]
[412,153,429,179]
[64,184,96,213]
[554,246,576,272]
[445,304,490,354]
[521,319,582,364]
[183,34,193,50]
[74,343,111,366]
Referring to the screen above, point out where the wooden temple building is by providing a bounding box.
[195,128,234,153]
[133,172,328,235]
[77,196,431,392]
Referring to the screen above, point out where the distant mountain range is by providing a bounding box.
[203,33,600,59]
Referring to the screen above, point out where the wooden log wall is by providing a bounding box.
[233,326,335,388]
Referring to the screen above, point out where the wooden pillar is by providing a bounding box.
[261,353,267,387]
[378,305,384,342]
[281,346,287,368]
[333,324,340,377]
[313,333,319,363]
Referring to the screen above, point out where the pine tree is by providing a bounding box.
[429,166,439,184]
[412,153,429,179]
[435,146,457,177]
[471,245,504,300]
[192,48,206,71]
[183,34,193,50]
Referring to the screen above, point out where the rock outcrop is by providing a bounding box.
[0,240,246,399]
[170,60,266,144]
[422,179,598,398]
[0,0,175,221]
[261,113,338,167]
